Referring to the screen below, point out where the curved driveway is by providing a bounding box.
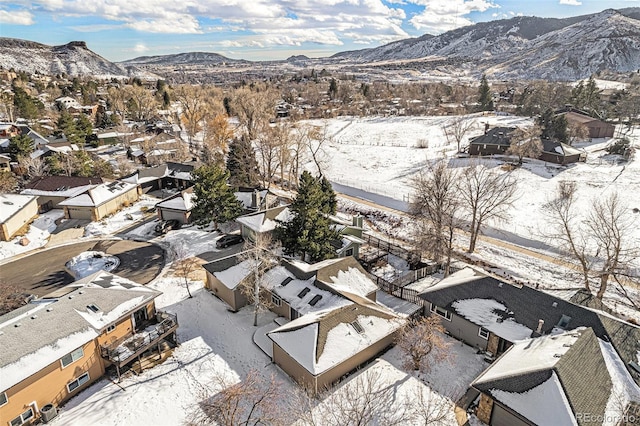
[0,239,165,296]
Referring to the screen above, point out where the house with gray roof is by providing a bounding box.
[471,327,639,426]
[0,271,177,425]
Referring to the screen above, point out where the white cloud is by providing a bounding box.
[19,0,409,45]
[559,0,581,5]
[133,43,148,53]
[407,0,500,34]
[0,9,35,25]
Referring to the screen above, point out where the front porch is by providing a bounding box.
[100,311,178,381]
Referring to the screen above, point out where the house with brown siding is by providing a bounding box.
[0,193,38,241]
[267,297,403,394]
[0,154,10,172]
[58,181,139,221]
[0,271,177,425]
[558,110,615,139]
[156,187,195,225]
[203,252,254,311]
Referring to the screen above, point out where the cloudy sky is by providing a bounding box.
[1,0,636,61]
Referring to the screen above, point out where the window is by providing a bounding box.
[479,327,489,339]
[351,320,365,334]
[430,303,452,321]
[557,314,571,329]
[345,248,354,257]
[10,407,34,426]
[60,347,84,368]
[106,324,116,333]
[0,391,7,407]
[271,294,282,307]
[67,372,90,393]
[87,304,100,313]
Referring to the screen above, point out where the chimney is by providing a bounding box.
[484,123,490,134]
[352,215,363,228]
[251,190,261,210]
[536,319,544,334]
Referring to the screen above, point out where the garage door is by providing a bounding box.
[66,207,93,220]
[491,403,532,426]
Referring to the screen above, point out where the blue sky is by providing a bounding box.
[0,0,636,62]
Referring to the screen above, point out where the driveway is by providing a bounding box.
[0,239,165,297]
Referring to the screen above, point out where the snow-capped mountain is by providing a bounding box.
[0,38,152,78]
[331,8,640,80]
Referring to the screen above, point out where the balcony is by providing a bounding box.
[100,311,178,372]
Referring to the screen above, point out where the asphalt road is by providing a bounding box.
[0,239,165,297]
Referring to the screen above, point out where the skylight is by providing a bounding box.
[281,277,293,287]
[297,288,310,298]
[87,304,100,313]
[351,320,364,334]
[308,295,322,306]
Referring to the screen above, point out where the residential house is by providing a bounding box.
[122,165,168,193]
[539,139,585,165]
[0,193,38,241]
[21,176,105,211]
[234,189,279,213]
[0,271,177,425]
[469,126,583,165]
[267,294,403,394]
[237,207,364,258]
[468,127,514,156]
[155,187,195,225]
[419,268,640,387]
[471,327,639,426]
[558,110,615,139]
[164,162,196,191]
[58,181,139,221]
[0,154,10,172]
[203,252,255,311]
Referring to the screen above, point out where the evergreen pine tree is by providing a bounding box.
[226,136,260,189]
[275,171,339,262]
[477,74,494,112]
[191,164,244,230]
[320,176,337,215]
[537,109,568,144]
[8,134,34,161]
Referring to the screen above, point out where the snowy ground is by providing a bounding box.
[83,196,158,237]
[0,209,64,261]
[65,251,120,279]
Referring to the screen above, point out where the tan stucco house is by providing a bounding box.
[58,181,139,221]
[0,271,177,426]
[0,193,38,241]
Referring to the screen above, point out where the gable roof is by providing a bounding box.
[236,205,291,233]
[156,187,195,212]
[59,181,137,208]
[0,193,37,224]
[473,328,614,426]
[541,139,583,157]
[0,271,160,391]
[267,302,401,376]
[24,175,105,191]
[421,268,640,386]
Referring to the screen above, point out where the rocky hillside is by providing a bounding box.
[0,38,152,78]
[331,8,640,80]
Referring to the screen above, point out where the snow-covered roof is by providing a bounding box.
[21,184,96,199]
[213,259,255,290]
[236,206,291,233]
[263,266,349,315]
[0,271,161,391]
[451,298,533,341]
[490,372,577,426]
[321,264,378,298]
[59,181,137,207]
[268,304,402,376]
[156,189,195,212]
[0,193,37,224]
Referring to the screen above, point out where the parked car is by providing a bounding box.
[154,219,181,234]
[216,234,244,249]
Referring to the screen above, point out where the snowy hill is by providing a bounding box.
[331,9,640,80]
[0,38,152,79]
[121,51,247,66]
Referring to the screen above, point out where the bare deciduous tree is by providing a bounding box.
[18,154,49,179]
[238,234,278,326]
[202,113,233,165]
[411,159,460,275]
[172,245,201,299]
[306,122,332,177]
[396,316,452,372]
[442,116,475,153]
[586,192,635,299]
[458,162,518,253]
[567,121,590,145]
[543,181,592,289]
[191,370,286,426]
[175,85,220,148]
[232,85,278,140]
[506,125,542,164]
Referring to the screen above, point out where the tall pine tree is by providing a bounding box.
[477,74,494,112]
[226,136,261,189]
[275,171,339,262]
[191,164,244,230]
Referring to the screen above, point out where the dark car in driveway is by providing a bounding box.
[154,219,181,234]
[216,234,244,249]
